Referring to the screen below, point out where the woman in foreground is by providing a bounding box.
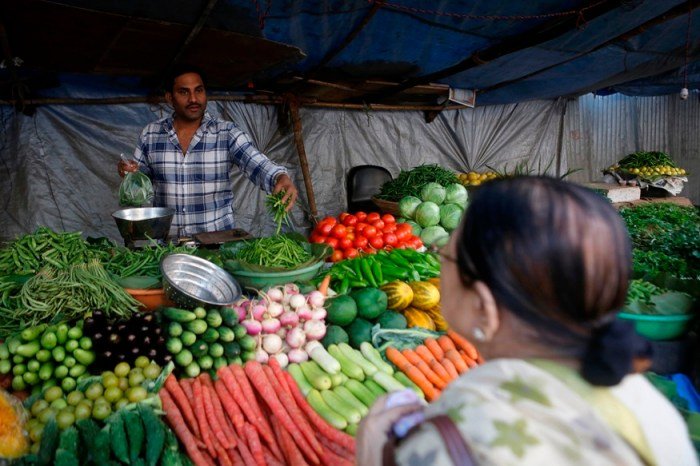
[357,176,697,466]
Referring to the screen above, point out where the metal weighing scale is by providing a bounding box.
[112,207,175,249]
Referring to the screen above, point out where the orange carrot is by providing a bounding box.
[272,414,308,466]
[193,378,217,457]
[424,338,445,361]
[402,349,446,389]
[160,390,215,466]
[437,335,457,353]
[215,443,234,466]
[445,349,468,373]
[214,379,245,430]
[246,362,321,463]
[229,365,276,444]
[386,348,440,401]
[180,378,195,399]
[282,371,356,453]
[318,274,332,296]
[321,446,354,466]
[244,422,267,466]
[164,375,200,438]
[441,358,459,380]
[237,435,258,466]
[228,447,244,466]
[263,449,284,466]
[318,436,354,462]
[447,329,478,359]
[415,346,451,383]
[202,374,236,449]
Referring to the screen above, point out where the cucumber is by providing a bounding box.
[40,331,58,350]
[180,331,197,347]
[73,349,95,366]
[174,349,193,367]
[184,362,200,378]
[223,342,241,359]
[198,356,214,370]
[55,324,69,345]
[372,372,405,393]
[329,371,344,388]
[393,372,425,399]
[334,385,369,416]
[35,349,51,363]
[162,307,197,323]
[65,340,79,353]
[299,361,332,391]
[217,327,235,343]
[364,379,387,397]
[168,322,183,338]
[16,341,41,358]
[54,365,69,379]
[241,351,255,363]
[327,345,364,381]
[0,343,9,359]
[221,308,239,327]
[193,307,207,319]
[0,360,10,374]
[345,379,378,407]
[38,362,54,381]
[6,336,21,354]
[69,364,86,378]
[166,338,183,354]
[320,389,361,424]
[338,343,378,377]
[208,343,224,358]
[27,360,40,372]
[287,364,313,397]
[306,389,347,430]
[239,335,256,352]
[190,342,209,359]
[213,357,228,370]
[21,324,47,341]
[12,355,24,364]
[201,328,219,344]
[232,324,247,340]
[206,310,223,328]
[360,342,394,374]
[186,320,208,335]
[345,423,359,436]
[67,326,82,340]
[306,342,341,375]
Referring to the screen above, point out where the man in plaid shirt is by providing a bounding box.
[118,65,298,237]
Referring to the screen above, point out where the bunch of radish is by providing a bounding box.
[229,284,327,368]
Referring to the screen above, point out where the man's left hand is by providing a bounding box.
[273,174,298,211]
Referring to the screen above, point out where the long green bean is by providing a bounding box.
[103,242,192,278]
[265,191,292,234]
[235,235,311,269]
[377,164,459,201]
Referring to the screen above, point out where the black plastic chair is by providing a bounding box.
[346,165,393,212]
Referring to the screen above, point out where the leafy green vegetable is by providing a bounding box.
[617,151,677,169]
[119,171,154,207]
[444,183,468,209]
[398,196,422,219]
[378,164,459,202]
[420,182,446,204]
[439,204,463,231]
[420,225,449,247]
[414,202,440,228]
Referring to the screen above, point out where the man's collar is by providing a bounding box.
[164,112,215,132]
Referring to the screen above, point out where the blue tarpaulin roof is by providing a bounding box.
[2,0,699,105]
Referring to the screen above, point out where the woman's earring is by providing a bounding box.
[472,327,486,342]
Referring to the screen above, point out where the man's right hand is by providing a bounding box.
[117,159,139,178]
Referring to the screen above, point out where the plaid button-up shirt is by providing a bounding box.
[134,113,287,236]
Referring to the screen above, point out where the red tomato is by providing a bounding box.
[331,224,347,239]
[339,213,349,222]
[407,237,423,249]
[353,236,369,250]
[320,216,337,226]
[383,233,398,247]
[355,211,367,221]
[363,226,377,238]
[342,214,358,227]
[395,228,411,241]
[356,222,368,233]
[369,236,384,249]
[309,233,325,244]
[381,213,396,224]
[318,222,333,236]
[396,222,413,234]
[339,238,353,249]
[367,212,381,222]
[371,220,385,230]
[331,250,344,262]
[343,248,359,259]
[324,237,339,249]
[383,223,397,234]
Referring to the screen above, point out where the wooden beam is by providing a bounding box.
[351,0,625,104]
[287,97,318,220]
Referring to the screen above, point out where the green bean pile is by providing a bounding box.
[626,279,665,305]
[0,227,104,275]
[377,164,460,201]
[266,191,291,234]
[235,235,312,269]
[9,259,139,332]
[104,243,192,278]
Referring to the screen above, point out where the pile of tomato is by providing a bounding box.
[309,212,423,262]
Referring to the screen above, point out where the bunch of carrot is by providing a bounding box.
[385,330,483,401]
[159,359,355,466]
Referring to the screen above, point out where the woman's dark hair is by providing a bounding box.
[164,64,208,93]
[456,176,643,385]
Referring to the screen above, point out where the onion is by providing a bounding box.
[307,290,325,308]
[234,305,247,322]
[255,348,269,363]
[262,334,283,354]
[267,302,284,318]
[241,319,262,336]
[271,352,289,368]
[288,349,308,363]
[279,311,300,328]
[311,308,327,321]
[251,304,267,321]
[276,328,287,339]
[286,327,306,349]
[261,318,281,334]
[289,293,306,310]
[266,287,284,302]
[296,305,313,321]
[303,320,327,340]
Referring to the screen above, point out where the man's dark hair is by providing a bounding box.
[164,64,208,93]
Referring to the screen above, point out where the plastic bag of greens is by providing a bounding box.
[118,155,153,207]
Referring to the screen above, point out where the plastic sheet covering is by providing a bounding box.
[1,93,698,243]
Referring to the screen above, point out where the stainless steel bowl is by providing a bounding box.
[161,254,241,308]
[112,207,175,244]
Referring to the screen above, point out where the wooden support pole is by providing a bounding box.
[288,99,318,221]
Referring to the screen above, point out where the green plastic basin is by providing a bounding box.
[225,260,324,290]
[617,312,694,341]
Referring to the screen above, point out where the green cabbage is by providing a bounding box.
[414,202,440,228]
[420,182,446,205]
[444,183,468,209]
[440,204,464,231]
[398,196,422,219]
[420,225,449,247]
[119,171,154,207]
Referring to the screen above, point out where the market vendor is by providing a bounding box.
[117,64,298,237]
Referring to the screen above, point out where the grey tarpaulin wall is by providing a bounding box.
[1,92,698,242]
